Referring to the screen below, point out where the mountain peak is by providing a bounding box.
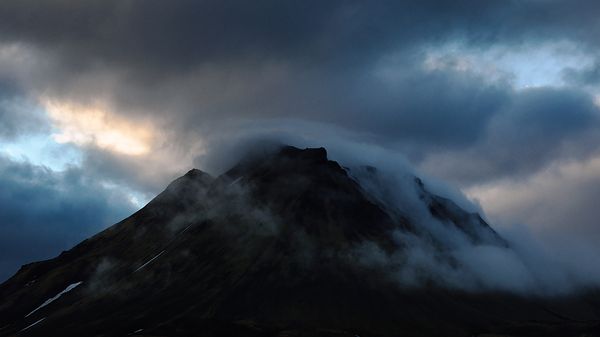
[278,145,328,162]
[183,167,209,177]
[224,145,340,181]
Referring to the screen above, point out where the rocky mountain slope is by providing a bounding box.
[0,146,599,336]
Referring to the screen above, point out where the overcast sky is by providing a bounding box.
[1,0,599,282]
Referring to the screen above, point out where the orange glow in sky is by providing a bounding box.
[42,99,154,156]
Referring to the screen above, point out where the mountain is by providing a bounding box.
[0,146,599,337]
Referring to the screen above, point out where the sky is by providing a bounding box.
[1,0,600,282]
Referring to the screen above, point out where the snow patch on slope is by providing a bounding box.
[25,281,83,318]
[19,317,45,333]
[134,250,166,272]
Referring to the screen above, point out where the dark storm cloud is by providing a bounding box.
[1,0,599,70]
[0,155,137,282]
[0,80,46,140]
[0,1,492,71]
[1,0,599,157]
[0,0,598,195]
[422,87,600,183]
[156,61,512,151]
[563,61,600,86]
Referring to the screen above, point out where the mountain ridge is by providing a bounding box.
[0,145,599,337]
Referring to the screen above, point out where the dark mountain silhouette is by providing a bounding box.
[0,146,599,337]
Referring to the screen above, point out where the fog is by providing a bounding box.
[197,131,600,296]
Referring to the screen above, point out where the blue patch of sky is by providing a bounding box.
[1,134,82,171]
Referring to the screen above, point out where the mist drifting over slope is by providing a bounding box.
[194,130,600,296]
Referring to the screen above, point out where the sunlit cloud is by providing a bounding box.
[41,99,154,156]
